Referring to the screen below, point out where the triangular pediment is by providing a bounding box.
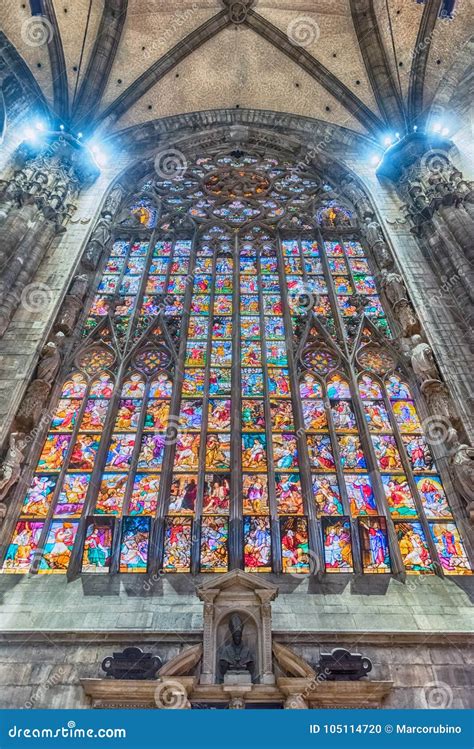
[197,568,279,599]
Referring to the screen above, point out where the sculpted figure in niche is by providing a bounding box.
[447,429,474,517]
[381,270,408,306]
[410,335,439,383]
[364,220,384,246]
[0,432,26,503]
[69,274,88,301]
[219,614,255,682]
[36,335,64,386]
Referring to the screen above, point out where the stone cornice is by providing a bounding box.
[1,630,472,645]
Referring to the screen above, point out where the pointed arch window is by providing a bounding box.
[1,152,471,578]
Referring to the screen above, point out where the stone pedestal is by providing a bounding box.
[223,670,252,685]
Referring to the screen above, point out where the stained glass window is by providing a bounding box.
[1,151,471,578]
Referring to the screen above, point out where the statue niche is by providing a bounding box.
[197,569,278,686]
[218,613,255,684]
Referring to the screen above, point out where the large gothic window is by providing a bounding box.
[1,151,472,577]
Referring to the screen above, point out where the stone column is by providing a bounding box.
[395,147,474,310]
[0,217,57,336]
[0,133,98,339]
[199,591,219,685]
[257,594,275,685]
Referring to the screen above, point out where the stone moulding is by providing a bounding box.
[80,676,393,709]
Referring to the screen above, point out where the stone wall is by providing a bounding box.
[0,154,133,449]
[0,573,472,634]
[0,631,472,709]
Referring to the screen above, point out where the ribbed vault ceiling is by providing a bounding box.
[0,0,472,144]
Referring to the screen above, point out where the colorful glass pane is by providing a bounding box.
[119,517,150,572]
[395,522,434,573]
[200,517,228,572]
[2,521,44,573]
[163,517,192,572]
[429,523,472,575]
[82,520,113,573]
[244,516,272,572]
[359,517,391,573]
[345,475,377,516]
[203,474,231,514]
[323,517,353,572]
[280,517,310,574]
[38,521,78,573]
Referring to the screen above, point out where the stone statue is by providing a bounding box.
[381,269,408,306]
[393,299,420,338]
[81,216,113,270]
[36,339,62,385]
[421,380,459,429]
[341,180,372,218]
[102,184,125,218]
[0,432,26,502]
[219,614,254,683]
[363,220,393,268]
[15,380,51,433]
[447,429,474,518]
[410,334,439,383]
[54,294,83,336]
[69,274,88,300]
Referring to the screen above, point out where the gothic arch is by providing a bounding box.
[1,141,472,582]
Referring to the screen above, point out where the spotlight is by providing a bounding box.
[442,127,449,137]
[88,142,108,167]
[59,124,65,131]
[383,136,393,147]
[413,125,418,132]
[34,120,46,132]
[77,132,83,139]
[370,154,380,166]
[432,122,442,133]
[395,132,400,139]
[23,126,38,143]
